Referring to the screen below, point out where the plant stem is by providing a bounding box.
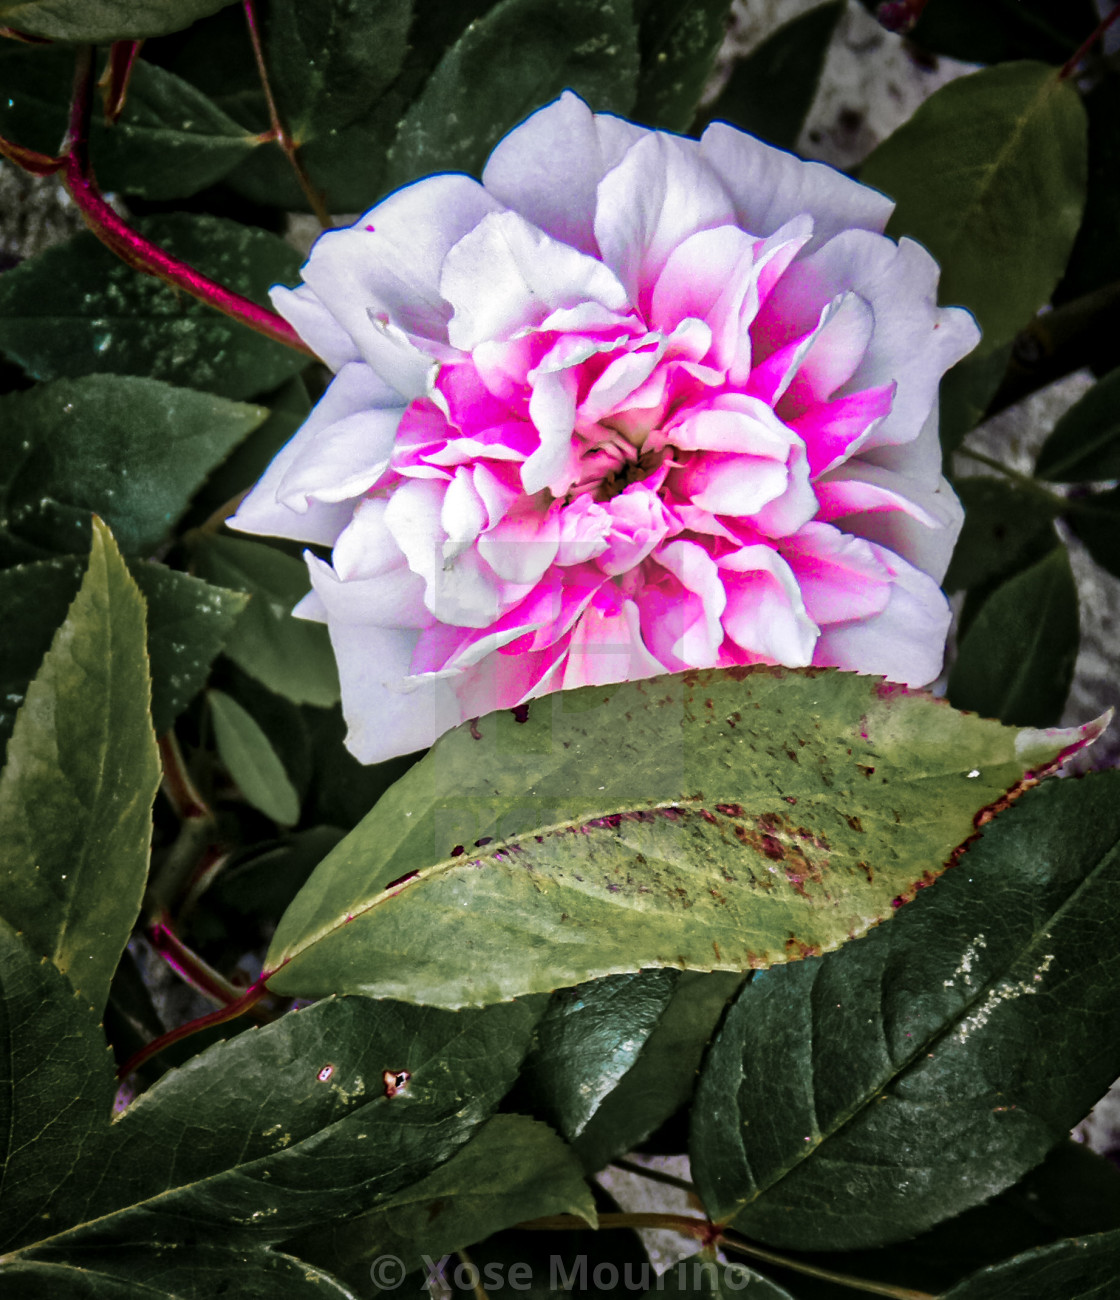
[610,1158,697,1196]
[101,39,142,124]
[1061,1,1120,78]
[457,1248,492,1300]
[149,733,230,916]
[520,1212,712,1238]
[954,447,1068,511]
[147,910,245,1007]
[61,45,315,357]
[242,0,332,226]
[718,1232,935,1300]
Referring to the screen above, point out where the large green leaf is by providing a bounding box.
[385,0,639,190]
[4,996,538,1257]
[0,521,158,1015]
[261,0,412,139]
[945,1230,1120,1299]
[632,0,736,133]
[939,344,1013,453]
[861,62,1087,353]
[0,215,304,401]
[296,1114,596,1289]
[0,1246,359,1300]
[0,557,247,759]
[519,970,680,1140]
[884,0,1097,69]
[191,533,339,707]
[0,0,237,40]
[948,546,1080,727]
[943,477,1060,594]
[209,687,301,826]
[1035,368,1120,482]
[696,2,843,149]
[0,918,116,1255]
[0,375,266,558]
[690,772,1120,1250]
[263,667,1101,1008]
[1069,488,1120,580]
[1056,73,1120,304]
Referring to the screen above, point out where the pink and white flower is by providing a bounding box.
[233,93,978,764]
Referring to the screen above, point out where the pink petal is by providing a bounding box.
[647,540,727,666]
[477,503,561,585]
[561,594,665,689]
[791,383,895,478]
[778,522,891,625]
[719,545,818,665]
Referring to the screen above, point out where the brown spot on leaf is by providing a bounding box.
[846,815,864,833]
[469,718,482,740]
[383,1069,410,1098]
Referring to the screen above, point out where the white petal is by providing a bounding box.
[719,545,818,665]
[477,507,561,585]
[306,546,429,628]
[524,367,579,495]
[270,282,360,370]
[482,91,644,255]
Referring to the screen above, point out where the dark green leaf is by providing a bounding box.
[1056,73,1120,304]
[861,62,1088,353]
[0,917,116,1254]
[632,0,736,133]
[0,214,305,400]
[191,534,340,707]
[261,0,412,138]
[943,477,1060,593]
[297,1114,595,1288]
[1036,368,1120,481]
[385,0,639,190]
[897,0,1097,68]
[0,375,266,557]
[0,556,247,759]
[948,546,1079,726]
[6,996,538,1255]
[944,1230,1120,1299]
[0,520,159,1014]
[0,0,238,41]
[0,1245,359,1299]
[520,970,680,1141]
[939,344,1013,454]
[696,2,843,149]
[572,970,744,1171]
[209,687,301,826]
[200,825,345,931]
[1069,487,1120,580]
[263,667,1099,1008]
[690,772,1120,1249]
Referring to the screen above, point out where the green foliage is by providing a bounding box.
[1036,367,1120,481]
[0,522,159,1015]
[691,772,1120,1249]
[861,62,1088,353]
[263,667,1096,1007]
[696,1,843,149]
[0,0,238,41]
[632,0,736,133]
[209,687,301,825]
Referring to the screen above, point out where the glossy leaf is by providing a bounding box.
[7,997,538,1255]
[696,1,843,149]
[572,970,744,1171]
[1069,487,1120,580]
[519,970,680,1140]
[297,1114,596,1286]
[0,556,247,759]
[191,534,340,707]
[945,1230,1120,1299]
[209,688,301,826]
[861,62,1088,352]
[0,0,238,41]
[261,0,412,138]
[0,1246,359,1300]
[632,0,736,133]
[0,215,304,401]
[385,0,639,190]
[691,772,1120,1249]
[264,667,1101,1008]
[0,918,116,1255]
[0,375,266,558]
[1036,368,1120,482]
[1056,73,1120,304]
[948,546,1079,727]
[943,477,1060,594]
[0,521,159,1015]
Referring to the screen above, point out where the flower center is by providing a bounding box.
[595,446,667,501]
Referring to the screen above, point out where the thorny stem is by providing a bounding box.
[242,0,332,227]
[116,975,272,1080]
[1061,1,1120,79]
[610,1158,697,1196]
[518,1215,935,1300]
[60,45,314,356]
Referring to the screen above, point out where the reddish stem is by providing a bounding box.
[147,912,243,1007]
[0,131,62,176]
[116,975,272,1080]
[1061,1,1120,78]
[102,40,142,124]
[242,0,332,226]
[875,0,933,35]
[0,26,52,44]
[60,46,314,356]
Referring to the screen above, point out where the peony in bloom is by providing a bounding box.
[233,93,978,764]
